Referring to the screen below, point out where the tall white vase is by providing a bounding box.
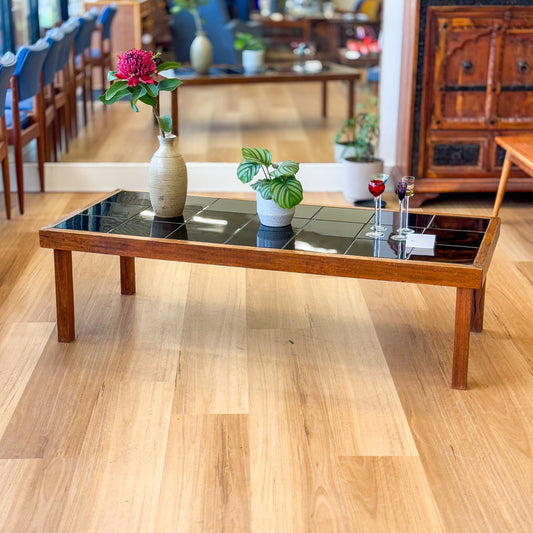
[148,135,188,218]
[190,31,212,74]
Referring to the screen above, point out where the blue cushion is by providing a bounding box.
[4,108,31,129]
[4,89,34,111]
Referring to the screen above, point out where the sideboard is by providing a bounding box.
[395,0,533,205]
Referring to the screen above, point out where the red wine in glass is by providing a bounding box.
[366,179,386,238]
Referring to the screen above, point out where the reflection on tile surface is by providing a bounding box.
[51,192,492,266]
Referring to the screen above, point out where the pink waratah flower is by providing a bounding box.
[116,49,157,87]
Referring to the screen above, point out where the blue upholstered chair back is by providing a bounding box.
[43,29,65,86]
[75,11,98,57]
[57,19,79,71]
[97,4,118,40]
[13,40,50,101]
[0,52,17,118]
[169,0,239,65]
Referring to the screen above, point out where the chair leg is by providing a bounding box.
[2,157,11,219]
[13,139,24,215]
[37,132,46,192]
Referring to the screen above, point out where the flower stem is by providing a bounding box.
[152,107,164,137]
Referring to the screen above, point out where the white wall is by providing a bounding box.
[378,0,404,169]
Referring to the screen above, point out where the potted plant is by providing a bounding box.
[334,102,383,204]
[171,0,212,74]
[237,146,303,227]
[234,32,266,74]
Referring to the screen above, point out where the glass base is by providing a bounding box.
[390,233,407,241]
[372,224,387,231]
[400,227,415,234]
[366,230,385,238]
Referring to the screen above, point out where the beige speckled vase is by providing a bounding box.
[190,31,212,74]
[148,134,188,218]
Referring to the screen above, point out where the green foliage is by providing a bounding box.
[170,0,207,31]
[334,100,380,161]
[234,32,266,52]
[99,53,182,135]
[237,147,303,209]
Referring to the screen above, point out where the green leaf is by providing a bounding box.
[139,94,158,107]
[158,79,182,92]
[237,161,261,184]
[269,176,303,209]
[156,61,181,72]
[277,160,299,176]
[251,179,272,200]
[241,147,272,166]
[107,70,118,81]
[99,87,131,105]
[101,80,129,101]
[157,115,173,133]
[145,84,159,97]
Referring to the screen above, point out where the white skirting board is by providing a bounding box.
[1,162,345,193]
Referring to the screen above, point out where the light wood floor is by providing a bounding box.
[1,84,533,532]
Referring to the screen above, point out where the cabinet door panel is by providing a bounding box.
[431,15,494,128]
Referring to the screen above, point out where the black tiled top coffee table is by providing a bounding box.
[39,191,500,389]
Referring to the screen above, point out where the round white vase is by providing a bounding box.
[190,31,212,74]
[148,135,188,218]
[256,191,295,227]
[242,50,265,74]
[341,157,384,203]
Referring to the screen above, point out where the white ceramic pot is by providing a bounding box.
[242,50,265,74]
[190,31,212,74]
[341,157,384,203]
[148,134,188,218]
[256,191,295,227]
[334,142,357,163]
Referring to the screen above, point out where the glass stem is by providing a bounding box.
[374,196,379,229]
[376,195,382,228]
[404,196,410,231]
[398,200,404,233]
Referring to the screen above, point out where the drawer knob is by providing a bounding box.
[463,60,473,73]
[518,61,529,74]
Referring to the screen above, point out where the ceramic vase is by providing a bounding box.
[148,135,188,218]
[190,31,212,74]
[341,157,384,204]
[256,191,295,227]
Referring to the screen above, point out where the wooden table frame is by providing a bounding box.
[39,192,500,390]
[159,62,361,135]
[492,135,533,216]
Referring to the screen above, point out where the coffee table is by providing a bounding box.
[158,62,361,135]
[39,191,500,390]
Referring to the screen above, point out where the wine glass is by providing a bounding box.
[365,177,386,238]
[390,179,407,241]
[400,176,415,234]
[370,173,389,231]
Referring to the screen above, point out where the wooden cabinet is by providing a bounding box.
[396,2,533,205]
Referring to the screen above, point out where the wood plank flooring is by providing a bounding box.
[2,80,533,532]
[0,189,532,532]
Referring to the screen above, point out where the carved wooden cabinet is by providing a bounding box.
[396,1,533,205]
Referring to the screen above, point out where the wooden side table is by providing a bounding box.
[492,136,533,216]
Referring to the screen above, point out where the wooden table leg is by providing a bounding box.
[321,81,327,118]
[54,249,75,342]
[471,281,486,333]
[348,79,355,119]
[172,88,178,136]
[452,287,473,390]
[492,152,512,217]
[120,256,136,295]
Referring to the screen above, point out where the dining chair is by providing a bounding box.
[5,39,49,215]
[56,19,80,151]
[43,28,66,161]
[0,52,17,219]
[73,10,98,133]
[89,3,117,105]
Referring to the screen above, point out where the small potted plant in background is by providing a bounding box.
[334,101,383,204]
[234,32,266,74]
[171,0,212,74]
[237,146,303,227]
